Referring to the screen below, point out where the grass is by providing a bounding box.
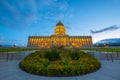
[0,47,40,52]
[80,47,120,52]
[1,47,120,52]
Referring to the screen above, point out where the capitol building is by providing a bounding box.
[27,21,93,48]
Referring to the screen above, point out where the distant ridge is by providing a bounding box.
[94,38,120,47]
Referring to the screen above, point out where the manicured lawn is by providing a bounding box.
[0,47,40,52]
[80,47,120,52]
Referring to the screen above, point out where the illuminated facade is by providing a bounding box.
[27,21,93,48]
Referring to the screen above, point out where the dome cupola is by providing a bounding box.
[54,21,66,35]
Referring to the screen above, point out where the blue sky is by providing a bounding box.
[0,0,120,46]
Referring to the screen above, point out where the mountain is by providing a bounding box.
[94,38,120,47]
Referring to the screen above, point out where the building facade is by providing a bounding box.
[27,21,93,48]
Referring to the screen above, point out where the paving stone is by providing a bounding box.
[0,51,120,80]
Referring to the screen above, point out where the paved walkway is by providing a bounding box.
[0,51,120,80]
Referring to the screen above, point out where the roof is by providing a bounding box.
[56,20,64,26]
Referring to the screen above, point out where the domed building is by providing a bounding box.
[27,21,92,48]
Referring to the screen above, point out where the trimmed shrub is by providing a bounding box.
[44,49,60,61]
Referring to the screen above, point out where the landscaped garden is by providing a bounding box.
[19,48,101,76]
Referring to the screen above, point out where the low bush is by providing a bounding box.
[19,49,101,76]
[44,49,60,61]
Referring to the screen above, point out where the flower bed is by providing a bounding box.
[19,49,101,76]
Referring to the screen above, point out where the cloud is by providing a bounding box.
[0,0,21,18]
[27,0,38,21]
[65,26,72,29]
[39,0,54,6]
[90,25,120,34]
[65,22,72,29]
[0,36,2,40]
[0,0,73,29]
[0,36,6,43]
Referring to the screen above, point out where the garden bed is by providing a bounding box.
[19,48,101,76]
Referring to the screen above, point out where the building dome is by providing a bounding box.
[54,21,66,35]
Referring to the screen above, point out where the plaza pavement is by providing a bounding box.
[0,51,120,80]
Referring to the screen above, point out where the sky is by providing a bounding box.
[0,0,120,46]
